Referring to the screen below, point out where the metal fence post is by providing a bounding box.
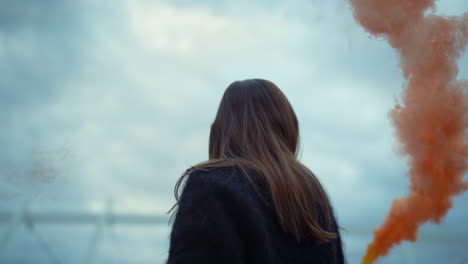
[0,199,31,256]
[82,199,112,264]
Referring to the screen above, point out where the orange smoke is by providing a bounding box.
[348,1,468,263]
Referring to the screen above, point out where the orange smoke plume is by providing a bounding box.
[348,1,468,263]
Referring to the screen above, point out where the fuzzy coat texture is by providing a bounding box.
[166,165,345,264]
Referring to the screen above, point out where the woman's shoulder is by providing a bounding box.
[184,165,264,197]
[178,166,252,209]
[190,165,263,184]
[185,166,233,188]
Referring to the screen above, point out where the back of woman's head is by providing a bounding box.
[209,79,299,161]
[171,78,336,244]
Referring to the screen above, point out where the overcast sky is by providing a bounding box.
[0,0,467,263]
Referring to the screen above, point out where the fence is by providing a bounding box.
[1,200,467,264]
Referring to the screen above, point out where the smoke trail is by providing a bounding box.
[347,1,468,263]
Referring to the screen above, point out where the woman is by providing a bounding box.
[166,79,345,264]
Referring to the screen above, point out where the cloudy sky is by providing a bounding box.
[0,0,467,263]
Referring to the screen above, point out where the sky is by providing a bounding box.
[0,0,467,263]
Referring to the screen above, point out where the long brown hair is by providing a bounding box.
[167,78,336,243]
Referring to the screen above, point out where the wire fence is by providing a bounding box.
[1,200,467,264]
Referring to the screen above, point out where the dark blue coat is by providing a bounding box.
[166,166,345,264]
